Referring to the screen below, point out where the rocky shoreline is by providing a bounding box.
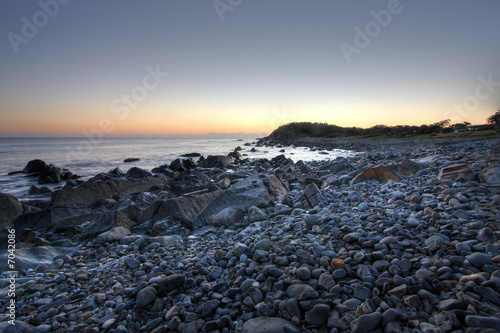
[1,137,500,333]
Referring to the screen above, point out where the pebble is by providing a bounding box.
[8,138,500,333]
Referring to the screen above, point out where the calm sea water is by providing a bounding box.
[0,137,353,198]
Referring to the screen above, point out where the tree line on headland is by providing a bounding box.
[267,110,500,140]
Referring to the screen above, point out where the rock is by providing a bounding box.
[248,206,266,222]
[169,158,195,171]
[135,286,157,308]
[152,190,223,227]
[38,164,64,184]
[96,227,131,243]
[296,267,311,281]
[198,155,234,168]
[124,158,140,162]
[287,284,319,301]
[192,175,287,227]
[467,253,493,267]
[309,304,330,325]
[202,299,220,317]
[438,164,474,180]
[241,317,300,333]
[254,238,271,251]
[210,206,244,227]
[23,159,46,174]
[27,185,52,195]
[425,235,446,252]
[350,312,381,333]
[477,227,497,243]
[303,183,324,208]
[0,193,23,228]
[79,210,132,237]
[318,272,335,291]
[0,246,79,272]
[465,315,500,331]
[125,167,153,178]
[480,165,500,184]
[357,202,368,212]
[158,274,186,293]
[51,176,170,223]
[351,165,402,184]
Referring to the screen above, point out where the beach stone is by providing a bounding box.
[303,183,324,207]
[202,299,220,317]
[425,235,445,252]
[296,267,311,281]
[480,165,500,184]
[135,286,157,308]
[353,285,372,300]
[287,284,319,301]
[357,202,368,212]
[286,298,302,319]
[465,315,500,331]
[309,304,330,325]
[241,317,300,333]
[96,226,130,243]
[0,193,23,227]
[477,227,497,243]
[255,238,271,251]
[158,274,186,293]
[467,253,492,267]
[318,272,335,291]
[248,206,266,222]
[350,311,381,333]
[211,206,244,227]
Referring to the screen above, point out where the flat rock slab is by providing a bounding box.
[438,164,473,180]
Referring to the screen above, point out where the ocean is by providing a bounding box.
[0,137,354,198]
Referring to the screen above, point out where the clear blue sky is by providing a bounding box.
[1,0,499,136]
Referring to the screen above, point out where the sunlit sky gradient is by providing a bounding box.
[1,0,499,137]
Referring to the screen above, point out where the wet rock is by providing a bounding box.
[96,226,131,243]
[135,286,157,308]
[210,206,244,227]
[0,192,23,227]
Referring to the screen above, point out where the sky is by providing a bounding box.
[1,0,499,137]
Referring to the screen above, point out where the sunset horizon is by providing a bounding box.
[1,1,499,138]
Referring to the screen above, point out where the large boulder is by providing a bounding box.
[351,165,402,184]
[480,165,500,185]
[197,155,235,169]
[0,193,23,228]
[23,159,46,174]
[192,175,287,228]
[51,176,170,223]
[78,210,132,238]
[210,206,244,227]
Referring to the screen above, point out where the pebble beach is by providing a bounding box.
[1,136,500,333]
